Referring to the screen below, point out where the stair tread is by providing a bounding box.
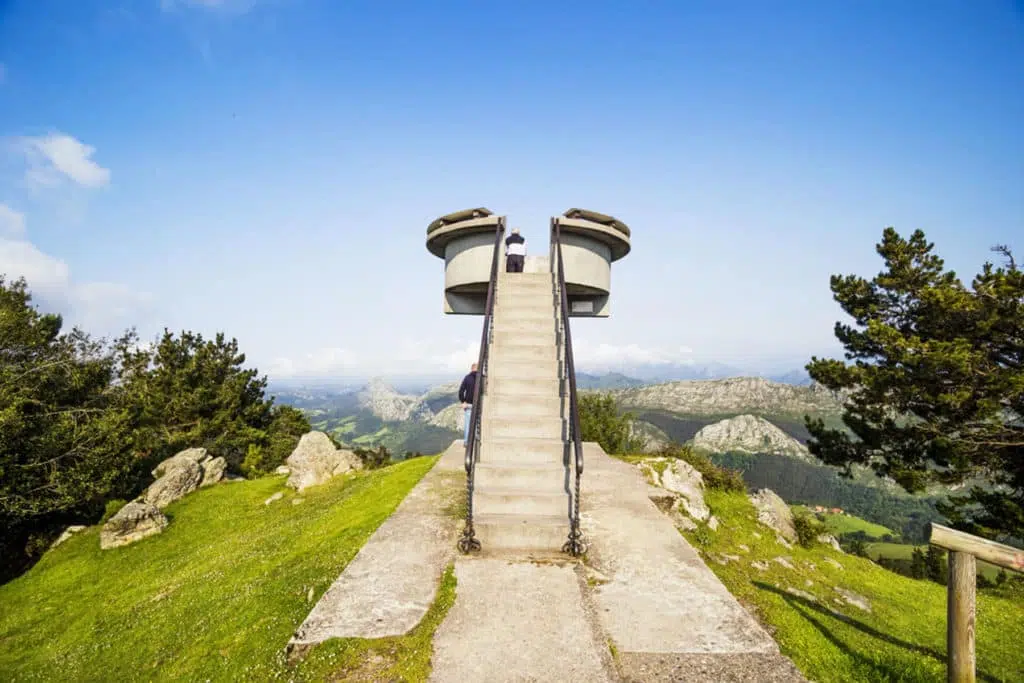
[475,512,567,525]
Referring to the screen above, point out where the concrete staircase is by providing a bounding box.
[473,267,571,556]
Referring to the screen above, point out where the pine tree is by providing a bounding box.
[806,229,1024,539]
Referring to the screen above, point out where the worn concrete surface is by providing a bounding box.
[428,558,612,683]
[288,443,463,646]
[580,442,783,656]
[617,652,808,682]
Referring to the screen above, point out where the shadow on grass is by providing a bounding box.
[753,582,1002,683]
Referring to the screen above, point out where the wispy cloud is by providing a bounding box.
[572,340,695,372]
[0,216,150,333]
[0,204,26,238]
[16,133,111,189]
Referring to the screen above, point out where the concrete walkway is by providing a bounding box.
[288,444,463,649]
[580,442,806,681]
[429,559,611,682]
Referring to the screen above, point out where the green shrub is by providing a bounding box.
[793,510,827,548]
[656,442,746,492]
[578,392,646,454]
[100,499,128,523]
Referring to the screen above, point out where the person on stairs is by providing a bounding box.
[459,363,478,444]
[505,228,526,273]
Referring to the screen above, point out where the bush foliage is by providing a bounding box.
[0,276,310,581]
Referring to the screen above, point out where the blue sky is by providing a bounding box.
[0,0,1021,382]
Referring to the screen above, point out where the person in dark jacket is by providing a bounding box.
[505,228,525,273]
[458,363,478,443]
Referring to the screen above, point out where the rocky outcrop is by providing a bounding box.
[750,488,797,542]
[631,419,670,452]
[285,431,363,491]
[818,534,843,552]
[612,376,845,417]
[51,525,87,548]
[100,501,169,549]
[641,458,710,522]
[429,402,465,431]
[145,459,203,508]
[692,414,812,459]
[358,378,424,422]
[145,447,227,509]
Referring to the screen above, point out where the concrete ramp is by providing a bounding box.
[428,558,611,682]
[580,442,806,680]
[288,444,462,648]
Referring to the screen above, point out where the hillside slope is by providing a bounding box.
[673,487,1024,682]
[0,458,445,682]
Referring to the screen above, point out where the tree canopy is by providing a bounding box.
[806,228,1023,540]
[0,276,310,580]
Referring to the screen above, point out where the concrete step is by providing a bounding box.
[496,283,552,297]
[491,330,558,351]
[475,513,569,552]
[486,376,561,398]
[483,416,564,440]
[490,321,556,339]
[474,462,567,494]
[487,393,563,418]
[487,359,559,381]
[491,308,554,323]
[479,436,565,465]
[475,490,569,517]
[499,272,551,284]
[488,343,560,364]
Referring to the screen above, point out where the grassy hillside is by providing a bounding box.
[865,542,1004,582]
[792,506,896,540]
[680,489,1024,682]
[0,457,449,682]
[712,452,944,543]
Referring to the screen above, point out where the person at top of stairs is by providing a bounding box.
[458,363,478,443]
[505,229,526,273]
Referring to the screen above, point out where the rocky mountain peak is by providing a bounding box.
[691,414,812,459]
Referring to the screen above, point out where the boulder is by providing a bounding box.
[100,501,168,549]
[285,431,363,492]
[660,459,710,521]
[835,587,871,612]
[200,456,227,487]
[145,458,203,508]
[818,533,843,553]
[51,525,87,549]
[153,447,210,478]
[749,488,796,542]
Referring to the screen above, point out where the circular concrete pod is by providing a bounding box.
[426,207,505,314]
[554,208,631,317]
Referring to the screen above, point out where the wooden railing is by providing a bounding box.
[927,523,1024,683]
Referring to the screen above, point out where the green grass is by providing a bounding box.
[678,489,1024,682]
[0,457,443,682]
[793,506,896,540]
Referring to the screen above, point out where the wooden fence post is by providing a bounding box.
[947,551,976,683]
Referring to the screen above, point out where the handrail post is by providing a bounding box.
[553,216,586,557]
[457,216,505,554]
[947,551,976,683]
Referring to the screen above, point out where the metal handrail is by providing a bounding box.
[457,216,506,553]
[552,217,585,556]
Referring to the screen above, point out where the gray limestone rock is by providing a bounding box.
[285,431,363,492]
[835,587,871,612]
[51,525,87,549]
[199,456,227,487]
[750,489,797,542]
[145,458,203,508]
[818,533,843,552]
[100,501,168,549]
[152,447,210,478]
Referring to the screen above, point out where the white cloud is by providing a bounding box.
[18,133,111,189]
[572,340,694,372]
[268,347,360,379]
[0,204,26,238]
[0,213,148,333]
